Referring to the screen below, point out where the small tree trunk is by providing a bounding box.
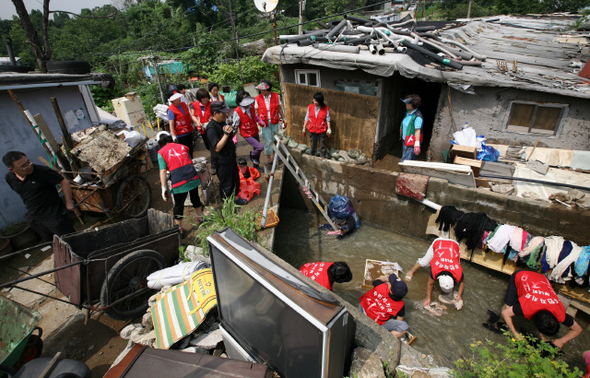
[11,0,51,72]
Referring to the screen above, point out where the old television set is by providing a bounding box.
[208,228,355,378]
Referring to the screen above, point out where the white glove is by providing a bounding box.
[455,299,464,311]
[161,186,168,202]
[405,274,413,281]
[172,135,178,143]
[327,128,332,136]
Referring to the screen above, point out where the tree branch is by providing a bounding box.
[48,10,118,19]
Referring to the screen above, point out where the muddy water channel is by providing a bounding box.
[274,208,590,371]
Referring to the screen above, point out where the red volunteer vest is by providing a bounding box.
[299,262,334,291]
[430,238,463,283]
[359,283,404,325]
[211,93,225,103]
[515,271,566,322]
[169,103,193,136]
[255,93,280,125]
[307,104,329,134]
[192,101,212,134]
[158,143,199,188]
[236,106,259,138]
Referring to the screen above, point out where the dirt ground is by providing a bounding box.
[0,135,277,377]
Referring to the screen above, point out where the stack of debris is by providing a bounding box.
[282,134,372,165]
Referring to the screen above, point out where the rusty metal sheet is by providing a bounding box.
[52,236,82,306]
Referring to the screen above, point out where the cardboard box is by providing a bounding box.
[450,145,477,160]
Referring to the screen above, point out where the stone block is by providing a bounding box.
[189,329,223,349]
[142,312,153,330]
[350,347,386,378]
[120,324,141,340]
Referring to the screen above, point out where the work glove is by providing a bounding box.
[161,186,168,202]
[281,120,287,129]
[455,299,464,310]
[327,128,332,137]
[414,141,421,155]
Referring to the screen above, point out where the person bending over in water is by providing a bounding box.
[359,273,409,338]
[406,236,465,310]
[299,261,352,291]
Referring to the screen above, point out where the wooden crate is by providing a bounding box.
[361,259,400,291]
[450,145,477,160]
[454,156,483,177]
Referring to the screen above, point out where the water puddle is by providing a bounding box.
[274,208,590,371]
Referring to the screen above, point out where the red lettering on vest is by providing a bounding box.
[430,238,463,283]
[300,262,334,291]
[307,104,329,134]
[169,103,193,136]
[359,283,404,325]
[516,271,565,322]
[255,93,280,125]
[192,101,212,134]
[236,106,259,138]
[158,143,199,188]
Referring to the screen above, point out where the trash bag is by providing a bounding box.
[328,195,361,228]
[221,90,238,108]
[477,141,500,162]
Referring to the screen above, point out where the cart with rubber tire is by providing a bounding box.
[0,209,179,321]
[70,139,153,220]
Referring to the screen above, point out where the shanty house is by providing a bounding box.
[262,15,590,163]
[0,72,114,227]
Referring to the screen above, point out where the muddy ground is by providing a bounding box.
[0,135,280,377]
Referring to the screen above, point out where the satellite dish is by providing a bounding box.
[254,0,278,13]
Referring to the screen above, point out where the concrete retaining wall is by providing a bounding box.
[281,147,590,246]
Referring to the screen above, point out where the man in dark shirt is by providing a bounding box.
[3,151,75,241]
[206,101,246,205]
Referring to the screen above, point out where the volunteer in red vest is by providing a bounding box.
[233,91,264,172]
[167,92,195,158]
[406,237,465,310]
[208,83,225,103]
[299,261,353,291]
[191,88,218,174]
[302,92,331,158]
[359,273,409,338]
[400,94,423,162]
[255,79,286,165]
[157,132,203,238]
[501,270,582,349]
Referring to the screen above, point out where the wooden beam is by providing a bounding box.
[33,113,73,174]
[50,97,75,152]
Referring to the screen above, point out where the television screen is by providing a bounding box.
[208,228,354,378]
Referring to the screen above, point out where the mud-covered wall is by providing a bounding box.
[282,148,590,246]
[429,84,590,161]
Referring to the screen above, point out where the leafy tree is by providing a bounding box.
[205,55,278,91]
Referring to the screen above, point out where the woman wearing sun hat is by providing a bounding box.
[255,79,286,166]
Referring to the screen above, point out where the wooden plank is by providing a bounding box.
[33,114,73,174]
[450,145,477,160]
[283,83,379,157]
[454,156,482,177]
[50,97,75,152]
[475,178,490,188]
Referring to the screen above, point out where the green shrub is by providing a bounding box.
[193,194,259,255]
[453,333,583,378]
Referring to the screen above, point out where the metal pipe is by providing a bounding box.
[261,153,280,228]
[450,59,482,66]
[374,29,406,52]
[402,40,464,69]
[326,18,347,38]
[4,37,16,66]
[369,44,378,54]
[317,43,360,54]
[344,14,372,24]
[439,37,487,60]
[386,18,416,28]
[284,30,328,43]
[413,34,458,59]
[479,174,590,191]
[348,34,373,46]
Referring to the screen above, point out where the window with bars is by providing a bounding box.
[506,101,568,135]
[295,69,321,87]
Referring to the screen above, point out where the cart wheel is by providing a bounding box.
[100,249,165,320]
[116,175,152,218]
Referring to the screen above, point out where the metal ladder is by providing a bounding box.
[263,135,338,231]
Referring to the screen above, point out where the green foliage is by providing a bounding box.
[178,245,188,262]
[453,334,583,378]
[205,56,279,91]
[193,194,259,255]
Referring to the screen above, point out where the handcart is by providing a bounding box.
[69,139,153,220]
[0,209,179,321]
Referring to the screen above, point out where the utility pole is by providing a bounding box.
[228,0,245,83]
[150,47,165,104]
[298,0,303,35]
[467,0,472,18]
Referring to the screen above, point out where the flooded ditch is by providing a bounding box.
[273,207,590,372]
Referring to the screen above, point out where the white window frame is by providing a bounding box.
[295,69,321,87]
[505,101,569,136]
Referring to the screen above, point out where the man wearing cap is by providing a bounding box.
[299,261,353,291]
[233,90,265,172]
[206,101,246,205]
[255,80,286,166]
[406,236,465,310]
[501,270,582,349]
[400,94,423,162]
[359,273,409,338]
[167,92,195,158]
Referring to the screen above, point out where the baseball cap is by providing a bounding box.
[239,95,255,106]
[256,82,270,90]
[438,275,455,293]
[388,273,408,298]
[169,93,183,102]
[210,101,231,114]
[401,97,414,104]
